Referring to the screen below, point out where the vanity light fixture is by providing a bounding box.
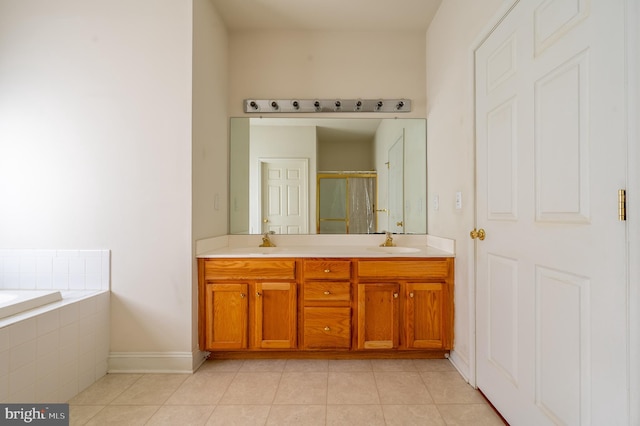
[243,99,411,113]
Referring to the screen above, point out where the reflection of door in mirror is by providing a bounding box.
[260,158,309,234]
[388,134,404,234]
[317,173,376,234]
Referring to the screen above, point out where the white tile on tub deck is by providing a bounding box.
[78,298,97,318]
[85,274,102,290]
[19,257,36,275]
[57,250,79,258]
[10,340,36,372]
[52,274,69,289]
[10,360,36,393]
[69,274,86,290]
[9,383,36,403]
[8,317,36,346]
[0,350,9,376]
[36,274,53,289]
[59,323,79,361]
[36,256,53,275]
[37,330,60,359]
[0,327,9,352]
[0,372,8,401]
[19,274,37,290]
[53,257,69,276]
[36,371,59,403]
[37,309,60,336]
[4,256,20,275]
[69,258,85,276]
[95,292,109,312]
[59,303,78,326]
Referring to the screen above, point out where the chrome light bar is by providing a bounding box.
[243,99,411,113]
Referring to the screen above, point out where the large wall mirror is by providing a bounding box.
[229,117,426,235]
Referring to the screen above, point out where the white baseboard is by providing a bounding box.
[108,350,208,374]
[448,350,471,384]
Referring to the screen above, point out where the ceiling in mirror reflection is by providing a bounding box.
[229,118,426,235]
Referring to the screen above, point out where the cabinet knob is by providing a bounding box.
[324,269,331,273]
[256,291,262,297]
[393,292,399,298]
[240,293,246,299]
[324,290,331,295]
[409,292,414,298]
[324,326,330,331]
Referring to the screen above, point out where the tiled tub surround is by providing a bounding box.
[0,250,110,403]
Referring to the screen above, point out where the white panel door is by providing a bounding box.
[388,135,404,233]
[260,159,308,234]
[475,1,628,425]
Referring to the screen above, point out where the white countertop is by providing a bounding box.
[196,234,455,259]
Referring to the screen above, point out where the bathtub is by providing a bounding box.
[0,290,62,319]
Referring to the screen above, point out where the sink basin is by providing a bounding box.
[367,246,421,254]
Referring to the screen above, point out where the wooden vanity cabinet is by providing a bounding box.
[356,258,454,351]
[198,258,297,351]
[301,259,352,350]
[199,255,454,356]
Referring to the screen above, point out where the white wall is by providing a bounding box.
[228,30,426,118]
[0,0,202,370]
[426,0,505,378]
[191,0,229,360]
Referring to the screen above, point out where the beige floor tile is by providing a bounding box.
[437,403,506,425]
[219,372,281,405]
[166,372,236,405]
[273,372,328,405]
[206,405,271,425]
[146,405,215,426]
[84,405,159,426]
[382,405,446,426]
[374,372,433,404]
[412,358,456,372]
[284,358,329,372]
[197,359,245,373]
[111,374,189,405]
[68,405,104,426]
[240,359,287,372]
[371,358,418,371]
[68,374,142,405]
[266,405,326,425]
[327,372,380,405]
[327,359,373,372]
[421,371,486,404]
[326,404,385,426]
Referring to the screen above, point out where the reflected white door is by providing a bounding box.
[388,134,404,233]
[260,159,308,234]
[475,0,628,425]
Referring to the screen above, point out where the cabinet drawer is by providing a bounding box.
[204,259,295,280]
[303,307,351,349]
[304,282,350,303]
[357,259,451,280]
[303,260,351,280]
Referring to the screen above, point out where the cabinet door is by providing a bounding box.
[254,282,297,349]
[357,283,400,349]
[405,283,451,350]
[204,283,248,350]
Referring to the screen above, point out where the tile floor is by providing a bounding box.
[68,358,506,425]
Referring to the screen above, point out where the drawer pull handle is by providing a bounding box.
[409,292,414,298]
[324,291,331,295]
[324,326,330,331]
[324,269,331,273]
[256,291,262,297]
[240,293,246,299]
[393,292,399,298]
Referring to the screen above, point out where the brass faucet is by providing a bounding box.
[380,231,395,247]
[259,231,276,247]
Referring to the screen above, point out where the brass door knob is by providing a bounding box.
[470,228,486,240]
[263,218,269,223]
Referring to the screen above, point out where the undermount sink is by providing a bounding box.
[367,246,421,254]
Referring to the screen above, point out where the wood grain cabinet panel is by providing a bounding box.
[357,283,400,349]
[303,307,351,349]
[405,283,451,349]
[303,260,351,280]
[204,283,248,350]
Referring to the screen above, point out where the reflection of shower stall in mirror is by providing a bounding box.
[316,172,377,234]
